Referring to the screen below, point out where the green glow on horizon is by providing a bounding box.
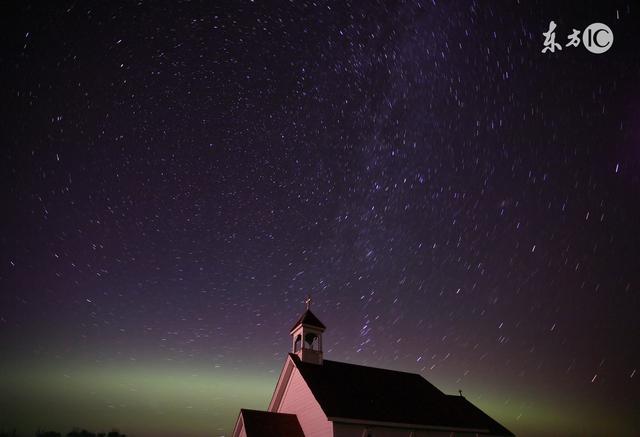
[0,362,276,437]
[435,378,634,436]
[0,360,634,436]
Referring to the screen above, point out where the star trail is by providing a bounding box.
[1,1,639,436]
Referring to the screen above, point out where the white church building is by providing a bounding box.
[232,301,514,437]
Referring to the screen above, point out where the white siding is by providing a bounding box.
[333,424,421,437]
[334,422,479,437]
[276,367,333,437]
[231,415,247,437]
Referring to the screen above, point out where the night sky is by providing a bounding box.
[1,1,640,436]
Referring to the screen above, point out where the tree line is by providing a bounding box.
[0,430,126,437]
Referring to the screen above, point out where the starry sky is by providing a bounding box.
[1,1,639,436]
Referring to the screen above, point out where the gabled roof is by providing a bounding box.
[290,309,326,332]
[442,395,515,436]
[239,409,304,437]
[288,354,514,436]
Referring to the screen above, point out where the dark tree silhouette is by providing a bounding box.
[0,428,126,437]
[66,429,95,437]
[65,430,125,437]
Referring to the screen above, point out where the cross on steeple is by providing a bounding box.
[290,295,325,365]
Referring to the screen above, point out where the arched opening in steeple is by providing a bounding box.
[294,334,302,352]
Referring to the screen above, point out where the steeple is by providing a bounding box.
[290,295,325,365]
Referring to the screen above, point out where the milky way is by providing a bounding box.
[1,1,639,436]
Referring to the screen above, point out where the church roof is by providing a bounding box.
[289,354,514,436]
[239,409,304,437]
[290,308,326,332]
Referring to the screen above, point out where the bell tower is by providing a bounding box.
[290,296,325,365]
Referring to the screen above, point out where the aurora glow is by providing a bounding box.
[0,361,273,436]
[0,359,636,436]
[2,1,640,436]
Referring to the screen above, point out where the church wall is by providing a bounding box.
[333,422,472,437]
[276,367,333,437]
[231,416,247,437]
